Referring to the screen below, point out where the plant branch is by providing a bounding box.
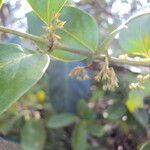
[54,43,93,57]
[0,26,48,44]
[0,26,92,57]
[97,55,150,67]
[0,26,149,68]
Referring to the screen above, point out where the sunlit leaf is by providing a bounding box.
[126,81,150,113]
[118,13,150,56]
[0,0,3,7]
[126,83,150,126]
[126,91,144,113]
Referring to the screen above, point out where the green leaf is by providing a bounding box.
[21,119,46,150]
[52,6,99,61]
[140,141,150,150]
[126,90,144,113]
[113,9,150,33]
[0,44,50,115]
[27,6,99,61]
[133,109,149,127]
[106,103,127,120]
[87,121,106,137]
[26,12,45,36]
[118,13,150,56]
[126,86,150,126]
[27,0,67,25]
[47,113,77,128]
[72,121,88,150]
[0,0,3,7]
[126,82,150,113]
[26,12,48,51]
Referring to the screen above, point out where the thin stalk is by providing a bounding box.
[0,26,149,68]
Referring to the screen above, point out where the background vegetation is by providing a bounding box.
[0,0,150,150]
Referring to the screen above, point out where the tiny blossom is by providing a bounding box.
[69,66,90,80]
[129,74,150,89]
[118,54,129,60]
[95,64,119,91]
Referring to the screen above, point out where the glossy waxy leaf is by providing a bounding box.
[52,6,99,61]
[118,14,150,56]
[47,113,77,128]
[27,0,67,25]
[97,10,150,55]
[21,119,46,150]
[27,6,99,61]
[113,8,150,34]
[0,44,50,115]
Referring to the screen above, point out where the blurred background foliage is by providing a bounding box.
[0,0,150,150]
